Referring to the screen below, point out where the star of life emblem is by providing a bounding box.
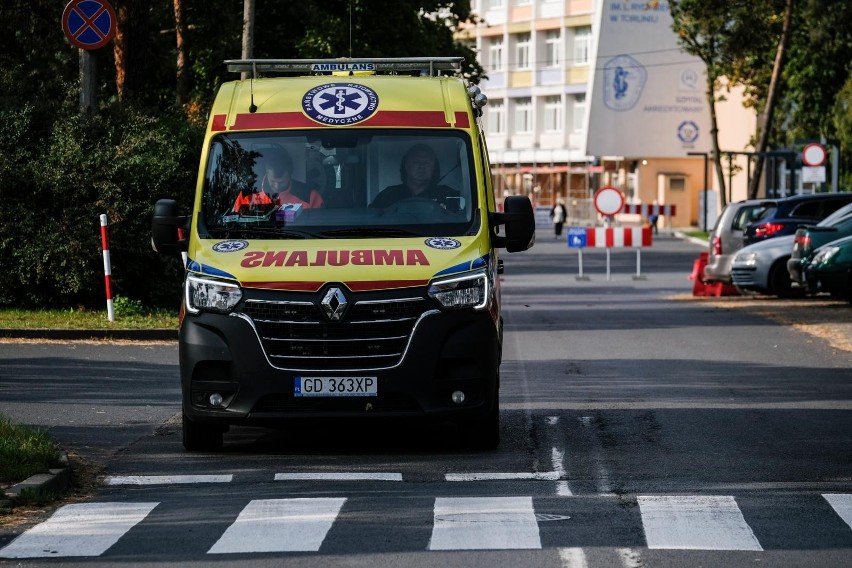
[302,83,379,125]
[320,287,349,321]
[425,237,461,250]
[212,240,249,253]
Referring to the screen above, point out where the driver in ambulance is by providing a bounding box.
[370,144,460,211]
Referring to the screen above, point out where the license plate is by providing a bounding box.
[294,376,378,397]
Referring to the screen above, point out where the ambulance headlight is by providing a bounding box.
[185,274,242,314]
[428,270,490,311]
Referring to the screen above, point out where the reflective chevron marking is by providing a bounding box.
[429,496,541,550]
[638,495,762,550]
[207,498,346,553]
[823,494,852,530]
[0,502,158,558]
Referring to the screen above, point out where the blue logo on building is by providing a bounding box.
[603,55,647,111]
[303,83,379,125]
[677,120,700,144]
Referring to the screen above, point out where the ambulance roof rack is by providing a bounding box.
[225,57,464,78]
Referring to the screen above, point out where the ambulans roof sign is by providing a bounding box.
[62,0,117,51]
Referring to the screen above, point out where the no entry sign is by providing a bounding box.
[62,0,117,51]
[593,186,625,217]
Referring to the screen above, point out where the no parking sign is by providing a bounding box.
[62,0,117,51]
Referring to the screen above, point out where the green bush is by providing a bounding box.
[0,99,201,309]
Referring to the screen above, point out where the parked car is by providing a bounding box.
[803,234,852,301]
[731,235,802,297]
[787,201,852,290]
[742,193,852,246]
[703,199,766,284]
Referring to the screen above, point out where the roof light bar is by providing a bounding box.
[225,57,464,77]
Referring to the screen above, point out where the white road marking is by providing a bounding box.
[552,447,573,496]
[105,475,232,485]
[0,502,158,558]
[823,493,852,530]
[445,472,560,481]
[274,472,402,481]
[208,498,346,553]
[558,547,588,567]
[617,547,644,568]
[429,496,541,550]
[638,495,762,550]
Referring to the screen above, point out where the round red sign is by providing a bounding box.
[593,186,625,217]
[62,0,117,51]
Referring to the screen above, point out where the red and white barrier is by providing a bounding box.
[622,203,676,217]
[99,214,115,322]
[584,226,653,248]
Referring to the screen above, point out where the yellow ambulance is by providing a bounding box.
[152,57,534,451]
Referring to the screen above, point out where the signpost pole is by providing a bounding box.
[79,49,96,113]
[606,248,611,281]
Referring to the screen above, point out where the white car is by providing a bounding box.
[730,235,801,297]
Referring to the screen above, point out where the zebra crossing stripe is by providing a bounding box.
[429,496,541,550]
[0,502,158,558]
[274,472,402,481]
[638,496,762,550]
[207,498,346,553]
[105,475,233,485]
[823,494,852,530]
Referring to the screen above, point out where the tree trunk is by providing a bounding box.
[241,0,256,80]
[113,0,148,103]
[174,0,188,106]
[706,69,727,207]
[747,0,795,199]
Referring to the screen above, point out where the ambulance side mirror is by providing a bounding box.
[490,195,535,252]
[151,199,189,255]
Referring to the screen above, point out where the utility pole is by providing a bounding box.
[241,0,256,80]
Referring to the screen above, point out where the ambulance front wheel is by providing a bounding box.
[182,412,224,452]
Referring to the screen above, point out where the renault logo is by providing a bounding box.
[320,287,348,321]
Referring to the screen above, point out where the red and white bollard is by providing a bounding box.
[99,214,115,321]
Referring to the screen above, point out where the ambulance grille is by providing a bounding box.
[240,298,432,371]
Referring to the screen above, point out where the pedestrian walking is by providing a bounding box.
[550,198,567,239]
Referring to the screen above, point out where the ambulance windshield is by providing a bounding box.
[201,130,479,238]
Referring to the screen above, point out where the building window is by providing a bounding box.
[544,96,563,132]
[514,97,532,133]
[572,94,586,132]
[545,30,561,68]
[489,38,504,72]
[488,0,504,8]
[488,100,505,135]
[574,26,591,66]
[516,33,531,70]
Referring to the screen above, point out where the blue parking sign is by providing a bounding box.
[567,227,587,248]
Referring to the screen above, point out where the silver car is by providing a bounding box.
[730,235,802,297]
[704,199,767,284]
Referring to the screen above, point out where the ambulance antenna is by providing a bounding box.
[249,62,257,113]
[348,0,353,58]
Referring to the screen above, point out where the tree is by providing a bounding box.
[669,1,739,207]
[746,0,794,199]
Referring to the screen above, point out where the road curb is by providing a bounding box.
[2,452,71,507]
[0,329,177,341]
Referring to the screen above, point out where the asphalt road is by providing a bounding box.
[1,230,851,567]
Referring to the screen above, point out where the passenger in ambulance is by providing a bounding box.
[233,149,323,213]
[370,144,460,211]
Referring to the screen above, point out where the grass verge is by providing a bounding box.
[0,415,60,483]
[0,307,177,330]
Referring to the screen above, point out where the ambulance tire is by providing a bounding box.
[182,412,223,452]
[462,392,500,451]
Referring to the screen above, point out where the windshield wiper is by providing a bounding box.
[209,227,312,239]
[316,227,423,238]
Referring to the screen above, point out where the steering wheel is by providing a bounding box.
[388,197,446,216]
